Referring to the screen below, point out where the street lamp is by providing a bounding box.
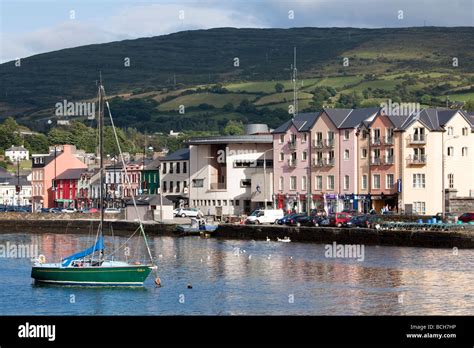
[441,135,459,220]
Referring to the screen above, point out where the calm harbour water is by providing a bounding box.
[0,231,473,315]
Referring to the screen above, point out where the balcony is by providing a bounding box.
[312,158,324,167]
[385,156,394,165]
[287,140,297,149]
[313,140,324,149]
[371,137,382,146]
[324,139,335,148]
[406,155,427,165]
[210,182,226,190]
[287,159,297,167]
[383,135,394,145]
[324,158,335,167]
[407,134,426,145]
[370,157,382,166]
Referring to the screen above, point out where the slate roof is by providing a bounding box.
[55,168,87,180]
[339,107,381,128]
[161,148,190,161]
[272,112,320,134]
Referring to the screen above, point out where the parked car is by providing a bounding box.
[82,208,99,213]
[285,214,310,226]
[38,207,51,213]
[458,212,474,223]
[286,214,325,227]
[322,212,353,227]
[174,208,202,218]
[246,209,284,224]
[346,215,383,228]
[62,207,77,213]
[49,208,62,213]
[172,208,181,217]
[311,215,328,227]
[276,213,300,225]
[104,207,121,214]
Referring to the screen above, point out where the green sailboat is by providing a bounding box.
[31,79,158,286]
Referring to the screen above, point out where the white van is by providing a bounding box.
[246,209,284,224]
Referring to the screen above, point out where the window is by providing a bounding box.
[412,174,426,188]
[183,162,187,173]
[192,179,204,187]
[361,148,368,158]
[414,202,426,215]
[327,176,335,190]
[279,152,284,161]
[373,175,381,189]
[176,162,180,174]
[386,174,394,189]
[279,176,284,191]
[462,147,468,156]
[169,181,173,192]
[462,127,469,136]
[279,134,284,144]
[169,163,174,174]
[344,130,350,140]
[344,175,349,190]
[240,179,251,188]
[217,200,221,206]
[290,176,297,190]
[362,175,367,190]
[344,149,349,160]
[302,176,307,191]
[316,176,322,190]
[362,130,368,139]
[448,173,454,188]
[162,163,167,174]
[176,181,180,193]
[447,146,454,157]
[447,126,454,135]
[223,200,227,206]
[235,200,240,206]
[162,181,167,192]
[302,133,307,143]
[302,151,307,161]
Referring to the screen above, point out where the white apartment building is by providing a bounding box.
[188,134,273,216]
[5,146,29,162]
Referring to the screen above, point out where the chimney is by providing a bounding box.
[62,144,75,155]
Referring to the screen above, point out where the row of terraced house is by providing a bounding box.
[181,107,474,217]
[272,107,473,215]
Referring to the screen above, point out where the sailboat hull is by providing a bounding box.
[31,265,152,286]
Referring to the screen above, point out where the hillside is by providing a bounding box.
[1,27,473,133]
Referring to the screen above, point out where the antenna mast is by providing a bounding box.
[292,47,298,118]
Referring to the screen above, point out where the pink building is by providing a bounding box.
[121,162,143,198]
[272,113,319,213]
[31,144,87,210]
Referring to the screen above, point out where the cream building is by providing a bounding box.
[187,134,273,217]
[399,109,473,215]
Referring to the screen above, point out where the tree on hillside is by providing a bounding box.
[274,83,285,93]
[24,134,49,154]
[463,100,474,112]
[223,120,244,136]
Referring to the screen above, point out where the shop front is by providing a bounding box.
[341,194,358,212]
[325,193,338,214]
[357,194,372,214]
[311,194,325,213]
[371,193,398,213]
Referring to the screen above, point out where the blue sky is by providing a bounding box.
[1,0,473,63]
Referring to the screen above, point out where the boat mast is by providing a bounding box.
[99,74,105,241]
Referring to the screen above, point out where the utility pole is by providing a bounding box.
[292,46,298,118]
[16,159,20,207]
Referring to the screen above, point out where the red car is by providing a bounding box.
[334,212,353,227]
[458,213,474,223]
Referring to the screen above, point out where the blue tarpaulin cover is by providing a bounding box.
[61,237,105,267]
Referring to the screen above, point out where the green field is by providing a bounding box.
[255,91,313,106]
[158,93,257,111]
